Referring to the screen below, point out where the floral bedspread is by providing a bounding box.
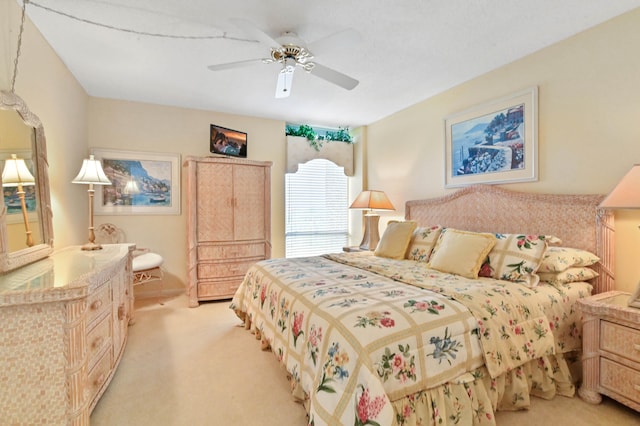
[230,253,563,426]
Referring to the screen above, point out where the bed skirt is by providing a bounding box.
[242,313,578,426]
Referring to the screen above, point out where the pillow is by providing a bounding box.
[374,221,418,260]
[537,247,600,273]
[406,225,442,263]
[428,229,497,279]
[478,234,554,287]
[538,267,599,286]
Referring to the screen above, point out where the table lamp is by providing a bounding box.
[599,164,640,307]
[72,155,112,250]
[2,154,36,247]
[349,190,395,250]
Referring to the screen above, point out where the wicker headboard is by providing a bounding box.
[405,185,614,294]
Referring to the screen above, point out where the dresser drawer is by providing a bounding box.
[87,315,112,371]
[88,348,113,402]
[198,278,242,300]
[87,282,111,324]
[198,259,260,279]
[600,358,640,404]
[600,320,640,363]
[198,243,266,260]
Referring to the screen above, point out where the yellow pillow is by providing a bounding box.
[428,229,497,279]
[374,221,418,259]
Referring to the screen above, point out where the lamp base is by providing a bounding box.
[81,241,103,251]
[358,213,381,251]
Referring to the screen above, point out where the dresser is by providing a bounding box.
[185,156,271,307]
[578,291,640,412]
[0,244,134,425]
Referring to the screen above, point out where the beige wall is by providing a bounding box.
[367,8,640,293]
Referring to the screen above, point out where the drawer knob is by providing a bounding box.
[92,336,104,350]
[90,300,102,310]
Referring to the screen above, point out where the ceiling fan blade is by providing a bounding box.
[307,29,362,57]
[308,63,359,90]
[207,58,264,71]
[275,66,295,98]
[230,18,282,50]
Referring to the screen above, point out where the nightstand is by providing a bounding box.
[578,291,640,412]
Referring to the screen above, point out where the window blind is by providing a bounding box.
[285,159,348,258]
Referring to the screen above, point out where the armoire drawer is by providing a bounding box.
[197,278,242,300]
[197,259,261,279]
[198,243,266,260]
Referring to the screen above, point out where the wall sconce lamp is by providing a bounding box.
[349,190,395,250]
[72,155,112,251]
[2,154,36,247]
[599,164,640,307]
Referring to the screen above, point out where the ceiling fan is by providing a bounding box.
[208,19,359,98]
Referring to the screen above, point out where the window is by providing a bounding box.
[285,159,348,258]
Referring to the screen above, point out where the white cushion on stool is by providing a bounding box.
[133,252,163,272]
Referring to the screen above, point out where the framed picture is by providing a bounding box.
[444,86,538,188]
[91,149,181,215]
[210,124,247,158]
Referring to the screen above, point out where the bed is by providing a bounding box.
[230,185,614,425]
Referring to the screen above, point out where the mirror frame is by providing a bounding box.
[0,90,53,273]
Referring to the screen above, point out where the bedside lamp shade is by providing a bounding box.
[350,190,395,250]
[599,164,640,209]
[349,190,395,211]
[72,155,112,251]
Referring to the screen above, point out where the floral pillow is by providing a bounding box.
[478,234,555,287]
[537,246,600,273]
[406,225,442,263]
[538,267,599,286]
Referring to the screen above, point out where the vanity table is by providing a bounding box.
[0,244,134,425]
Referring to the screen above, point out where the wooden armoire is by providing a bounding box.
[185,156,272,307]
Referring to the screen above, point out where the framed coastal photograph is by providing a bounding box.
[444,86,538,188]
[91,149,181,215]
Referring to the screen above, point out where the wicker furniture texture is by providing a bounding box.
[0,244,134,425]
[578,291,640,412]
[185,156,272,307]
[405,185,614,294]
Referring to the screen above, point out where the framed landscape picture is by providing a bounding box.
[444,87,538,188]
[91,149,181,215]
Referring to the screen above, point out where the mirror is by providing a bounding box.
[0,90,53,273]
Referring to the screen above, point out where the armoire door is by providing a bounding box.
[233,164,266,241]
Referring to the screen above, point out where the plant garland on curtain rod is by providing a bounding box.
[285,123,354,151]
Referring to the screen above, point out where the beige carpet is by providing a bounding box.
[91,294,639,425]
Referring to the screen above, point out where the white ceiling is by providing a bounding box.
[22,0,640,127]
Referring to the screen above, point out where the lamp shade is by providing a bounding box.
[2,154,35,187]
[349,190,395,211]
[72,155,111,185]
[599,164,640,209]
